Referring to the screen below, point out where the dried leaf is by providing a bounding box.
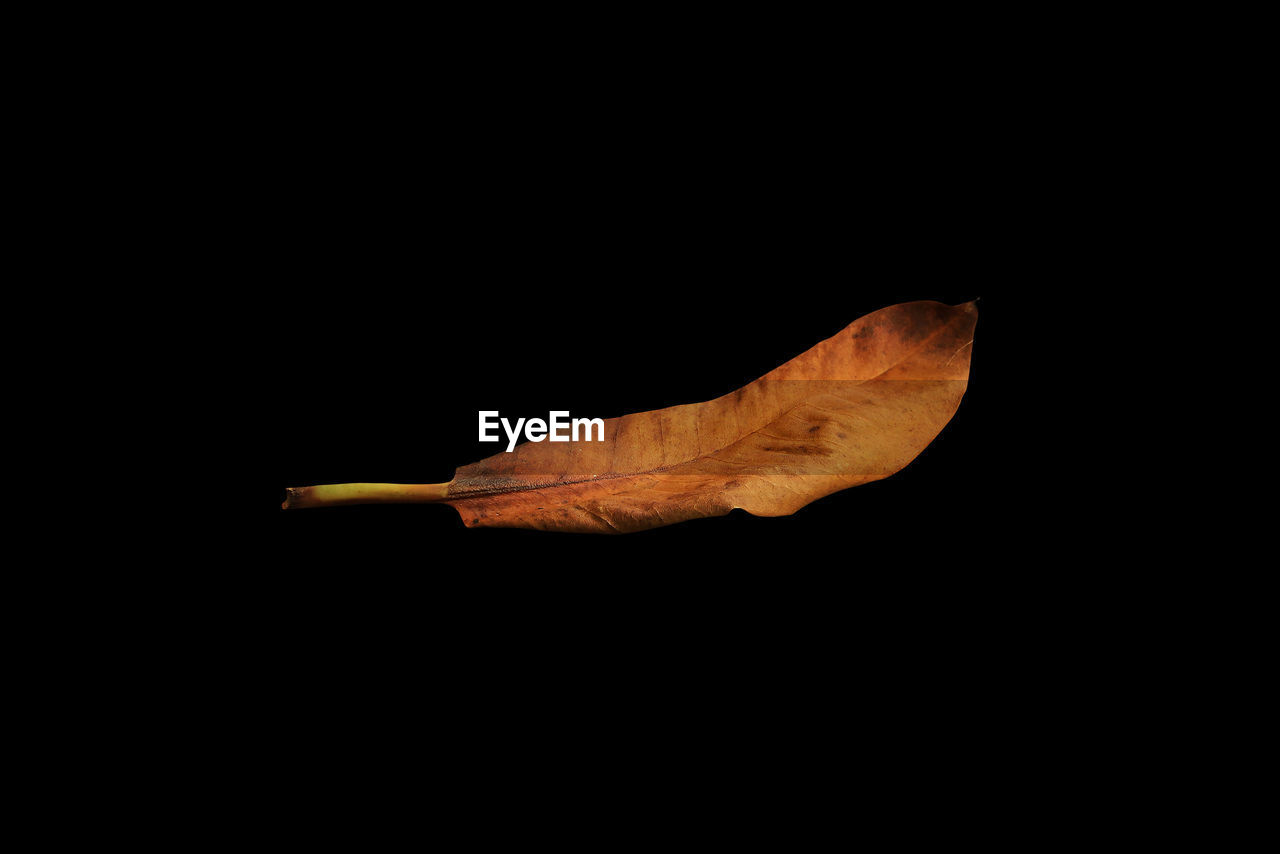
[284,300,977,533]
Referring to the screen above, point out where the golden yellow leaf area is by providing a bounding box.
[283,300,977,533]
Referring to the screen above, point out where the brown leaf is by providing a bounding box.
[284,300,977,533]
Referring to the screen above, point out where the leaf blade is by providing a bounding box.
[445,300,977,533]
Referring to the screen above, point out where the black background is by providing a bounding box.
[251,194,1038,662]
[231,35,1071,782]
[253,125,1037,576]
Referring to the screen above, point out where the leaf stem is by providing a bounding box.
[282,482,450,510]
